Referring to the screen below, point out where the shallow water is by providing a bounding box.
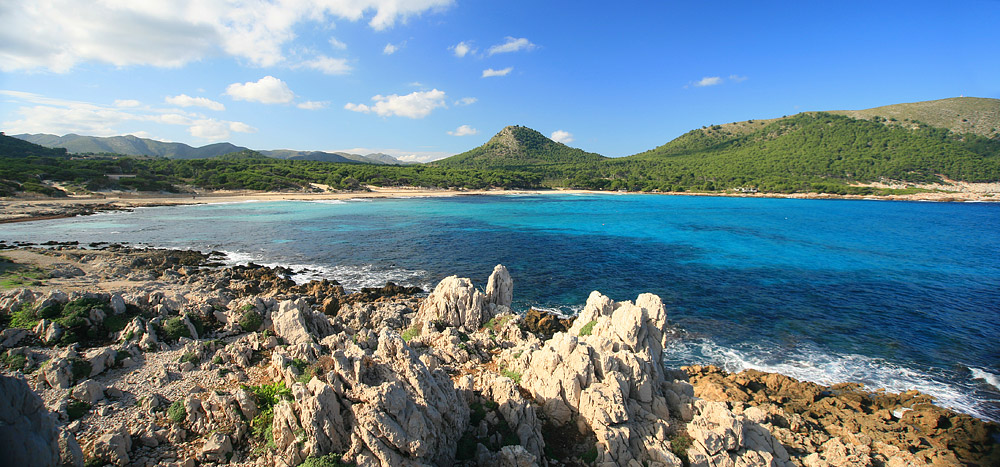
[2,194,998,420]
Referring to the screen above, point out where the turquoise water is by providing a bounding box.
[2,194,999,420]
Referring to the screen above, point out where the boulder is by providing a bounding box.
[484,264,513,310]
[90,425,132,466]
[271,298,335,345]
[0,375,60,467]
[70,380,105,404]
[199,432,234,463]
[414,275,489,333]
[0,328,30,348]
[43,358,74,389]
[58,429,84,467]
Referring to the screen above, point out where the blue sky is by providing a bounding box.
[1,1,998,161]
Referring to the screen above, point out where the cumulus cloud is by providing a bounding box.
[114,99,142,108]
[450,41,474,57]
[344,89,447,118]
[487,37,536,55]
[296,55,352,75]
[383,43,399,55]
[0,90,254,141]
[0,0,452,72]
[165,94,225,111]
[454,97,477,106]
[482,67,513,78]
[693,76,722,87]
[447,125,478,136]
[297,100,328,110]
[225,76,295,104]
[550,130,574,144]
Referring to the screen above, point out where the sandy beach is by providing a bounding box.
[2,184,996,224]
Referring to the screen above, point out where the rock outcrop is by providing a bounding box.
[0,375,60,467]
[512,291,685,466]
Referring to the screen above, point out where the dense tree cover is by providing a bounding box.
[2,112,998,197]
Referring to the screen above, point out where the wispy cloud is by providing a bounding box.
[729,74,748,83]
[482,67,513,78]
[0,90,254,141]
[693,76,722,87]
[328,37,347,50]
[166,94,225,111]
[454,97,477,106]
[488,37,536,55]
[297,101,329,110]
[296,56,352,75]
[345,89,448,119]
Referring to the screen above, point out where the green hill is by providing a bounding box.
[829,97,1000,138]
[613,110,1000,192]
[13,133,248,159]
[0,132,69,158]
[434,125,606,169]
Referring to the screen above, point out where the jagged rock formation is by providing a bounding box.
[2,246,997,467]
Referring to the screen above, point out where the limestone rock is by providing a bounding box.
[1,327,30,348]
[90,425,132,466]
[85,346,118,377]
[415,275,488,333]
[199,432,234,463]
[0,375,60,467]
[71,380,105,404]
[43,357,74,389]
[517,291,682,466]
[271,298,335,345]
[58,428,84,467]
[484,264,513,309]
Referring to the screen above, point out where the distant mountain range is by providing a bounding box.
[11,133,410,165]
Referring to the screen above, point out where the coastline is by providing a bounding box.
[1,244,997,466]
[2,184,997,224]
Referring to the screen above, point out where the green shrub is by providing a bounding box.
[578,319,597,337]
[67,400,91,421]
[212,355,224,365]
[239,309,263,332]
[179,352,200,365]
[670,432,692,461]
[162,317,191,341]
[1,352,27,371]
[69,358,92,383]
[401,325,421,342]
[167,400,186,423]
[500,367,522,384]
[299,453,352,467]
[581,446,598,463]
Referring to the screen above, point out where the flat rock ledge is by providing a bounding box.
[0,245,997,467]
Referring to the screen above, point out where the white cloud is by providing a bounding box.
[482,67,513,78]
[550,130,574,144]
[729,74,748,83]
[383,43,399,55]
[328,37,347,50]
[0,90,254,141]
[296,55,352,75]
[454,97,477,106]
[297,100,328,110]
[487,37,536,55]
[447,125,478,136]
[693,76,723,87]
[344,89,447,119]
[450,41,474,57]
[114,99,142,108]
[225,76,295,104]
[165,94,225,111]
[0,0,452,72]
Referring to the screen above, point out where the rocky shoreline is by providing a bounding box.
[0,245,997,466]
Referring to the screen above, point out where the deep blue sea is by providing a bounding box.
[2,194,999,421]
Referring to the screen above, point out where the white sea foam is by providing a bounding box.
[971,367,1000,391]
[306,200,347,205]
[217,251,430,292]
[663,338,998,422]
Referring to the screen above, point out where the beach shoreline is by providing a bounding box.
[2,185,997,223]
